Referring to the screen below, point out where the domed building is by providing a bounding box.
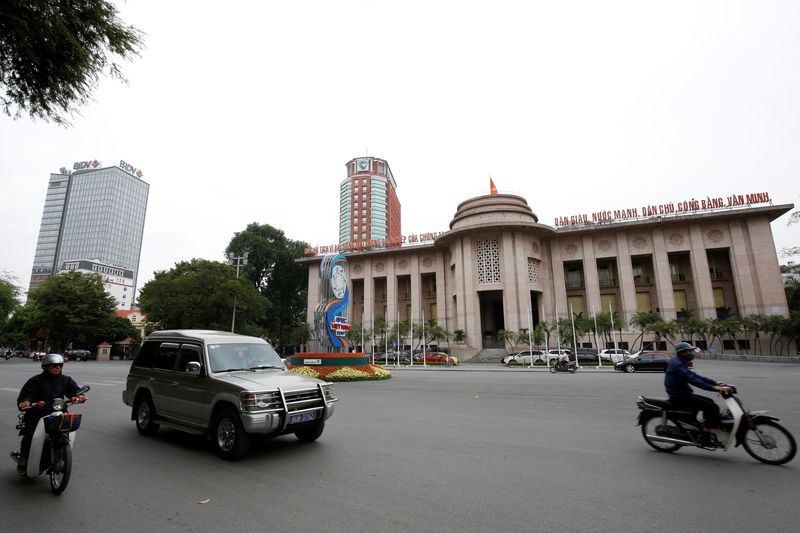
[301,192,792,360]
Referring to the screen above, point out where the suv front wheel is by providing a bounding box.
[295,420,325,442]
[134,394,160,435]
[212,408,250,460]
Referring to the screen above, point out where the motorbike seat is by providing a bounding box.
[639,397,694,414]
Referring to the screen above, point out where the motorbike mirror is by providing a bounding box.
[76,385,91,395]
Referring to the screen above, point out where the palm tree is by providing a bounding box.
[719,318,741,354]
[532,324,545,351]
[373,316,388,352]
[496,329,516,352]
[651,320,676,350]
[594,312,613,349]
[453,329,466,344]
[515,328,530,351]
[629,311,661,351]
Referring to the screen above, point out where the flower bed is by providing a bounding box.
[287,364,392,382]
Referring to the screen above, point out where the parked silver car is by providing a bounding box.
[122,330,337,460]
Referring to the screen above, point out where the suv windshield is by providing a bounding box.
[208,343,284,373]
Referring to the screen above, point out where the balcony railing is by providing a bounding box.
[565,279,584,289]
[633,276,650,285]
[598,278,617,288]
[671,273,686,282]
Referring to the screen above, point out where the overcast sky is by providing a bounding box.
[1,1,798,298]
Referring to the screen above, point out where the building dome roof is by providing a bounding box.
[450,194,540,230]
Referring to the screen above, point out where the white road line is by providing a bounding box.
[0,387,18,393]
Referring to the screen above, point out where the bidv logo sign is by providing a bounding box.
[72,159,101,171]
[119,160,144,178]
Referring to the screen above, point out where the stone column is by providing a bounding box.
[502,232,522,333]
[461,237,482,351]
[651,228,676,319]
[746,217,790,315]
[615,231,637,325]
[410,254,421,324]
[435,250,447,325]
[727,220,759,316]
[582,235,601,316]
[363,258,374,329]
[306,262,320,327]
[386,259,398,326]
[688,226,716,319]
[550,243,568,316]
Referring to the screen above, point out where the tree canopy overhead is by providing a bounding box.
[138,258,264,333]
[0,0,144,125]
[226,223,309,351]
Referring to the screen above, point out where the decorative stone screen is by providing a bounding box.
[476,237,501,284]
[528,258,541,285]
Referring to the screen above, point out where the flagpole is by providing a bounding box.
[396,312,400,367]
[410,316,414,367]
[609,302,619,353]
[361,310,365,355]
[592,305,601,367]
[528,302,533,369]
[570,303,579,368]
[371,313,375,365]
[543,304,549,367]
[422,310,427,368]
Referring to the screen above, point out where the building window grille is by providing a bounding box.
[476,237,501,284]
[527,258,541,285]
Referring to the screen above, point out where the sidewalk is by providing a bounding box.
[378,362,617,372]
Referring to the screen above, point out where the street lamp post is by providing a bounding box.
[226,252,249,332]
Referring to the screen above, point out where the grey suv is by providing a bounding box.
[122,330,337,460]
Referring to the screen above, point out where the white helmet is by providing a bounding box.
[41,353,65,369]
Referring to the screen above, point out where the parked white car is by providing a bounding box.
[599,348,631,363]
[504,350,547,365]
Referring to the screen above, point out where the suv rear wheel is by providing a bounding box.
[134,394,159,435]
[212,408,250,460]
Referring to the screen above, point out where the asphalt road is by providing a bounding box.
[0,358,798,532]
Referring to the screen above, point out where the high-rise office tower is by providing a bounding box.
[339,157,401,245]
[29,160,149,310]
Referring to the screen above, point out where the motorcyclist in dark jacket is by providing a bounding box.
[665,342,730,441]
[12,354,85,472]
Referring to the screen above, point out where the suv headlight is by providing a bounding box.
[239,391,282,412]
[321,383,337,402]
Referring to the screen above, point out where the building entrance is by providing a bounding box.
[479,291,505,348]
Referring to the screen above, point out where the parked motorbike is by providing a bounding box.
[10,386,90,493]
[550,358,577,374]
[636,385,796,465]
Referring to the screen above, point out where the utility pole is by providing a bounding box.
[226,251,248,332]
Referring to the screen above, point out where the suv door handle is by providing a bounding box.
[149,377,156,383]
[171,381,180,386]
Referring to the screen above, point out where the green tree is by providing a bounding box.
[0,274,21,334]
[26,271,117,352]
[780,209,799,257]
[226,223,309,352]
[0,0,144,125]
[138,259,263,332]
[453,329,466,344]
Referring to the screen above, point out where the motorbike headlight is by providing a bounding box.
[52,398,67,412]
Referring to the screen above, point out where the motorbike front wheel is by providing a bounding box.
[742,420,797,465]
[49,443,72,495]
[641,414,683,453]
[549,366,557,373]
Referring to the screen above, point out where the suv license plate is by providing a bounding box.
[288,412,316,424]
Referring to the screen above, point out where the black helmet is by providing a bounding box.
[41,353,65,369]
[674,342,697,355]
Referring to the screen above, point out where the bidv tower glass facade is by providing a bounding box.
[29,162,149,309]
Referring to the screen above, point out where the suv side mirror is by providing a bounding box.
[185,361,202,376]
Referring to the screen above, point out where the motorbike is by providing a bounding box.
[549,358,577,373]
[10,386,90,493]
[636,385,796,465]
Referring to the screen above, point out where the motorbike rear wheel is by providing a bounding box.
[549,366,557,373]
[742,420,796,465]
[49,443,72,495]
[641,414,683,453]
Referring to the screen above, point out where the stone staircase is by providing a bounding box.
[465,348,508,363]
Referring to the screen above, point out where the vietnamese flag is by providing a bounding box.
[490,178,498,195]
